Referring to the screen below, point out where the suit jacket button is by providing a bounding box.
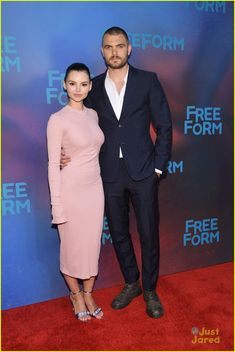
[118,124,122,128]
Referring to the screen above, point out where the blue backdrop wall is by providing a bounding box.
[2,1,233,309]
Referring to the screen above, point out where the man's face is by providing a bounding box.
[101,33,131,69]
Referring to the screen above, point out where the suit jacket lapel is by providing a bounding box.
[98,65,136,122]
[103,85,118,121]
[119,65,136,122]
[98,71,119,122]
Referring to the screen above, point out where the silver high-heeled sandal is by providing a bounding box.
[70,289,90,321]
[83,290,103,319]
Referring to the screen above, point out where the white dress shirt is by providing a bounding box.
[105,69,128,158]
[104,67,162,175]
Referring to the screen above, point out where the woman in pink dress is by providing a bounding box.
[47,63,105,321]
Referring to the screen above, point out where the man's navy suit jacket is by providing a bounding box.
[85,65,172,182]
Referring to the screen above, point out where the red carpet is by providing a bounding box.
[2,262,234,351]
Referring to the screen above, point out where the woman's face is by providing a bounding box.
[63,70,92,104]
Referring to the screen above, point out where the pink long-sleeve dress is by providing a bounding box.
[47,105,105,279]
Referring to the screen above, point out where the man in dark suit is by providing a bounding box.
[89,26,172,318]
[64,26,172,318]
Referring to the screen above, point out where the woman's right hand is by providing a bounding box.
[60,149,71,169]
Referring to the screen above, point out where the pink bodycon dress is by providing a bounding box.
[47,105,105,279]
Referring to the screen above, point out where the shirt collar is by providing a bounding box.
[106,65,129,84]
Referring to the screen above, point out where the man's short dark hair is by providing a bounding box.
[102,26,129,45]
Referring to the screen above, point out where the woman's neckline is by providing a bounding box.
[66,104,86,113]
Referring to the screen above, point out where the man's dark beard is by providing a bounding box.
[105,57,128,69]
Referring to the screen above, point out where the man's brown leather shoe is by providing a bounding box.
[143,290,164,318]
[111,281,142,309]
